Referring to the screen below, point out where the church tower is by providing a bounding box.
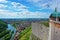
[48,8,60,40]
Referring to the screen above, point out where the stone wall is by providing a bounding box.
[31,22,49,40]
[49,20,60,40]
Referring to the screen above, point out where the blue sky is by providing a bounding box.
[0,0,60,18]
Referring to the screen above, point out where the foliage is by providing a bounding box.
[0,20,13,40]
[0,20,7,27]
[19,30,31,40]
[0,20,7,32]
[0,30,10,38]
[3,31,13,40]
[19,26,31,38]
[18,26,31,40]
[12,23,17,29]
[41,21,49,27]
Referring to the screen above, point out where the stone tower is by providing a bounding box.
[49,8,60,40]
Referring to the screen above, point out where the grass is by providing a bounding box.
[12,23,17,29]
[18,26,31,40]
[19,30,31,40]
[41,21,49,27]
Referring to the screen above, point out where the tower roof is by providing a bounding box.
[50,8,60,18]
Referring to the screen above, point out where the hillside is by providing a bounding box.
[19,26,31,40]
[0,20,13,40]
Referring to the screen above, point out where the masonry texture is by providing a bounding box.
[31,22,49,40]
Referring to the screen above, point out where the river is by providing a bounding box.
[7,24,16,40]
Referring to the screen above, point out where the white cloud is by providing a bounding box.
[0,1,29,12]
[11,2,27,9]
[11,2,20,8]
[27,0,48,7]
[0,0,7,3]
[41,3,48,7]
[0,10,18,18]
[0,0,50,18]
[27,0,40,3]
[0,9,49,18]
[0,0,6,2]
[0,4,7,8]
[27,0,60,11]
[10,2,29,12]
[16,11,49,18]
[47,0,60,12]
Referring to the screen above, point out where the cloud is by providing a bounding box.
[27,0,49,7]
[26,0,60,11]
[11,2,20,8]
[0,9,49,18]
[0,0,6,2]
[46,0,60,12]
[0,0,7,3]
[11,2,28,9]
[0,10,18,18]
[0,4,7,8]
[0,0,50,18]
[27,0,40,3]
[0,0,29,12]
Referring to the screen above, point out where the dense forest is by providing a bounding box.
[0,20,13,40]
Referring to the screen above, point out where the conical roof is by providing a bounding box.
[50,8,60,18]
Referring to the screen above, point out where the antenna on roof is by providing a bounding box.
[55,7,57,12]
[55,0,58,21]
[55,0,58,12]
[55,7,57,21]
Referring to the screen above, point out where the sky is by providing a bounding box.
[0,0,60,18]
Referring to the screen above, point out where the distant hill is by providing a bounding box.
[0,18,49,23]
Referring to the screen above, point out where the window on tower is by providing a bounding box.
[59,18,60,21]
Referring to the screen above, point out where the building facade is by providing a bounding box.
[49,8,60,40]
